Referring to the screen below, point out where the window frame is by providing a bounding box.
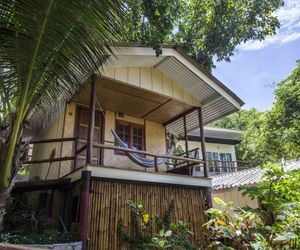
[115,120,145,155]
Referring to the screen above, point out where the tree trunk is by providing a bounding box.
[0,176,17,231]
[0,122,27,231]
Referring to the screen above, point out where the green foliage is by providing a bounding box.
[0,231,78,244]
[204,165,300,249]
[210,60,300,165]
[0,0,125,187]
[123,0,283,71]
[118,200,198,250]
[204,199,260,249]
[240,164,300,226]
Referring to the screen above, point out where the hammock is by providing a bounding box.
[111,130,175,168]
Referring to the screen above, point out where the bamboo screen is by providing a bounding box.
[88,178,208,249]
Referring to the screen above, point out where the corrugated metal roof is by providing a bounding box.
[212,159,300,190]
[26,44,244,137]
[166,96,238,135]
[189,127,243,141]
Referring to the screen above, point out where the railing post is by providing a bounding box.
[183,115,189,158]
[198,107,208,177]
[86,74,96,165]
[80,170,91,250]
[74,138,78,170]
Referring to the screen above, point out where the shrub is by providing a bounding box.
[118,200,198,250]
[204,164,300,249]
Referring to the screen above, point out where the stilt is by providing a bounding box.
[80,170,91,250]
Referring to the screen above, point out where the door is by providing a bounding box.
[75,107,103,168]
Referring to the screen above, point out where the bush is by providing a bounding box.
[118,200,198,250]
[204,164,300,249]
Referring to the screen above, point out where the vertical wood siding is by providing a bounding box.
[102,67,200,106]
[88,179,208,249]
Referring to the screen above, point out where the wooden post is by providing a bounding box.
[206,188,213,208]
[183,115,189,158]
[198,107,208,177]
[154,156,158,172]
[80,170,91,250]
[86,74,96,164]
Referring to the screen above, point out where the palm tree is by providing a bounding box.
[0,0,125,210]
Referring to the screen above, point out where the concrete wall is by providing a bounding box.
[101,67,200,106]
[212,187,259,209]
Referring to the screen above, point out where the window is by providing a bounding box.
[116,120,145,153]
[206,151,233,173]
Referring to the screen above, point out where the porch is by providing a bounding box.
[26,72,212,179]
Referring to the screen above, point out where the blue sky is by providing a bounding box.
[213,0,300,111]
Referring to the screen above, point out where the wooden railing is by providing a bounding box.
[22,138,204,174]
[92,143,205,172]
[166,148,201,174]
[22,137,77,165]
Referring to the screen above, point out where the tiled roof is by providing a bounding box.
[212,159,300,190]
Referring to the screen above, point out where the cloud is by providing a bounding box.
[238,0,300,51]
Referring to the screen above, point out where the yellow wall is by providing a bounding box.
[101,67,200,106]
[30,108,65,180]
[103,110,166,171]
[212,187,259,209]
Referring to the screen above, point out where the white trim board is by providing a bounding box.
[66,166,212,188]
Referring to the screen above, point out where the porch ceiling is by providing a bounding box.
[71,77,193,124]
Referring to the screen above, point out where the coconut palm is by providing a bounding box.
[0,0,125,205]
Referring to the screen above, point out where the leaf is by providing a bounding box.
[274,232,298,242]
[214,197,227,207]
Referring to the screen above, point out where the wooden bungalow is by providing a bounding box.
[19,43,244,249]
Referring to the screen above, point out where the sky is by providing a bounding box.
[213,0,300,111]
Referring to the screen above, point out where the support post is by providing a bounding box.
[80,170,91,250]
[154,156,158,172]
[206,188,213,208]
[86,74,96,164]
[183,115,189,158]
[198,107,208,177]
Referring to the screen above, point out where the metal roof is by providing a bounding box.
[26,43,244,136]
[212,159,300,190]
[189,127,243,141]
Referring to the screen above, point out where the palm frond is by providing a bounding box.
[0,0,125,122]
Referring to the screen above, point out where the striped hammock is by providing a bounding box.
[111,130,175,168]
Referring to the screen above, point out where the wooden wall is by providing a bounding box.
[102,67,200,107]
[30,109,66,180]
[88,179,208,250]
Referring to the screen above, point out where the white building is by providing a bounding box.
[177,126,243,176]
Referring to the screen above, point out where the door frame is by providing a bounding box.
[73,105,105,169]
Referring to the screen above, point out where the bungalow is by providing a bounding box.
[19,43,244,249]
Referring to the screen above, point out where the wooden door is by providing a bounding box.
[75,107,103,168]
